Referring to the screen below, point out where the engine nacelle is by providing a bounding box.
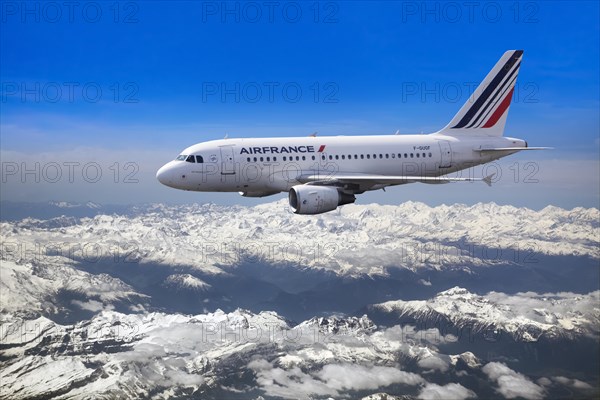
[239,191,280,198]
[288,185,356,215]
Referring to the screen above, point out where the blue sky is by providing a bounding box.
[1,1,598,208]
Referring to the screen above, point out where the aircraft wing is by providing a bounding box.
[297,172,495,188]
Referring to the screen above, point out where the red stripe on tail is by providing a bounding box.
[483,87,514,128]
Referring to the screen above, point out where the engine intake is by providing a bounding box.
[288,185,356,215]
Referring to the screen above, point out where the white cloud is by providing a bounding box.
[251,365,336,399]
[552,375,571,385]
[248,359,425,399]
[418,382,475,400]
[552,376,594,391]
[417,355,450,372]
[536,377,552,386]
[318,363,425,391]
[482,362,544,400]
[71,299,113,312]
[163,369,204,387]
[571,379,594,390]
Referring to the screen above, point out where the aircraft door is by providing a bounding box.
[219,145,236,175]
[438,140,452,168]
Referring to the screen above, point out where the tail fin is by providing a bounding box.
[436,50,523,137]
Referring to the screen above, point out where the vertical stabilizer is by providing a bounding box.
[436,50,523,137]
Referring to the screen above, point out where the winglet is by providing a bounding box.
[483,174,495,187]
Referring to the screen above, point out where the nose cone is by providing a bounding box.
[156,163,173,187]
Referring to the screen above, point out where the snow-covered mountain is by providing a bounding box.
[2,305,597,399]
[1,200,598,399]
[0,309,288,398]
[2,200,598,278]
[369,287,600,342]
[0,259,149,320]
[163,274,211,292]
[1,200,132,221]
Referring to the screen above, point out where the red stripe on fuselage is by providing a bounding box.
[318,145,326,152]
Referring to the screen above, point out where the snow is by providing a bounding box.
[0,259,148,316]
[0,200,598,398]
[0,297,596,398]
[372,287,600,341]
[0,357,95,398]
[2,200,598,279]
[164,274,211,291]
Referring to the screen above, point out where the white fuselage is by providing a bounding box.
[156,134,525,194]
[155,50,543,214]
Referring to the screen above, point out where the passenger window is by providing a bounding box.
[361,154,364,159]
[428,152,432,157]
[410,153,414,158]
[260,157,264,162]
[254,157,257,162]
[186,155,195,163]
[283,156,287,161]
[391,154,395,158]
[273,157,277,162]
[312,155,315,160]
[354,155,358,159]
[247,157,250,162]
[367,154,370,159]
[416,153,420,158]
[398,153,402,158]
[329,155,333,160]
[373,154,376,159]
[385,154,389,159]
[301,156,305,161]
[296,156,300,161]
[341,155,345,160]
[335,155,339,160]
[379,154,383,159]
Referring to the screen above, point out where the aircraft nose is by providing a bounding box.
[156,164,173,187]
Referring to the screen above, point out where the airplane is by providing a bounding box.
[157,50,549,215]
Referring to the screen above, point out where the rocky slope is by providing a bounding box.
[369,287,600,342]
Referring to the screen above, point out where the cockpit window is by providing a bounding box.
[176,154,187,161]
[195,155,204,163]
[185,155,195,163]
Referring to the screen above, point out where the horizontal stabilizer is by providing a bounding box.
[474,147,552,152]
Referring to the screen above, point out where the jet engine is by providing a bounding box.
[288,185,356,215]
